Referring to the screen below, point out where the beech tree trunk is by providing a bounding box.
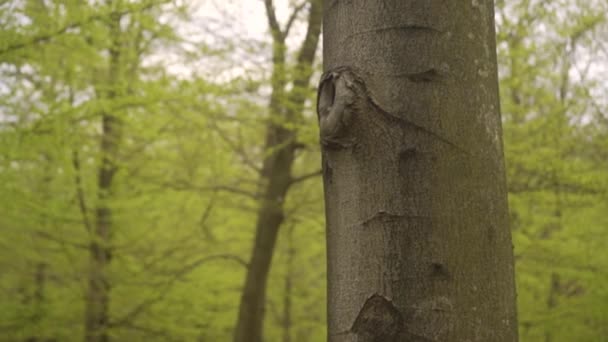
[318,1,518,341]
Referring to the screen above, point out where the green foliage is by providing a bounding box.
[1,1,325,340]
[498,0,608,340]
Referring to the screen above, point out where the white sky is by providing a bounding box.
[154,0,310,79]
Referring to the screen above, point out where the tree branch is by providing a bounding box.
[287,0,322,110]
[36,231,89,250]
[209,121,263,174]
[163,180,259,200]
[0,0,170,55]
[199,195,217,241]
[112,322,181,342]
[72,150,92,232]
[294,0,322,66]
[111,254,247,328]
[284,2,308,38]
[264,0,284,41]
[290,169,322,185]
[178,254,249,272]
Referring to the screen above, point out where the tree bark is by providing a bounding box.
[233,1,322,342]
[319,1,518,341]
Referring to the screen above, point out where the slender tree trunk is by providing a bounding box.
[233,2,322,341]
[543,170,562,342]
[282,225,295,342]
[84,118,118,342]
[233,139,295,342]
[25,263,47,342]
[319,1,518,341]
[26,157,52,342]
[84,9,122,342]
[544,272,560,342]
[233,32,294,342]
[544,41,572,341]
[84,115,117,342]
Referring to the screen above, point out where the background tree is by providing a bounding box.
[233,1,322,341]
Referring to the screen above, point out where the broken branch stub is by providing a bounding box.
[316,67,361,147]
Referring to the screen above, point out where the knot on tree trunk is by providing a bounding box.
[317,67,367,148]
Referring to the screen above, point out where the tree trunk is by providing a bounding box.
[282,225,295,342]
[84,115,117,342]
[233,1,322,341]
[25,263,47,342]
[319,1,518,341]
[84,10,122,342]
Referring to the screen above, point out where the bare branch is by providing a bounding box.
[199,195,217,241]
[264,0,284,41]
[178,254,249,273]
[112,322,181,342]
[284,2,308,38]
[163,180,259,200]
[71,150,92,232]
[295,0,321,64]
[36,231,89,250]
[288,0,322,106]
[290,169,321,185]
[111,254,246,327]
[209,121,263,174]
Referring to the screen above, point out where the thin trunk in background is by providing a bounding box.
[233,1,322,342]
[24,263,48,342]
[282,225,295,342]
[84,9,122,342]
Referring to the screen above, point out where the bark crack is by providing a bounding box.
[406,68,443,83]
[374,105,470,155]
[360,210,431,227]
[341,24,442,47]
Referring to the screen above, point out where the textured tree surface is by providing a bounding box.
[320,1,518,341]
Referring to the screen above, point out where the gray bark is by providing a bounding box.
[319,1,518,341]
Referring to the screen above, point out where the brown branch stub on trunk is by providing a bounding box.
[351,294,404,342]
[316,67,362,148]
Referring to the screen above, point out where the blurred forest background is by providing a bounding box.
[0,0,607,341]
